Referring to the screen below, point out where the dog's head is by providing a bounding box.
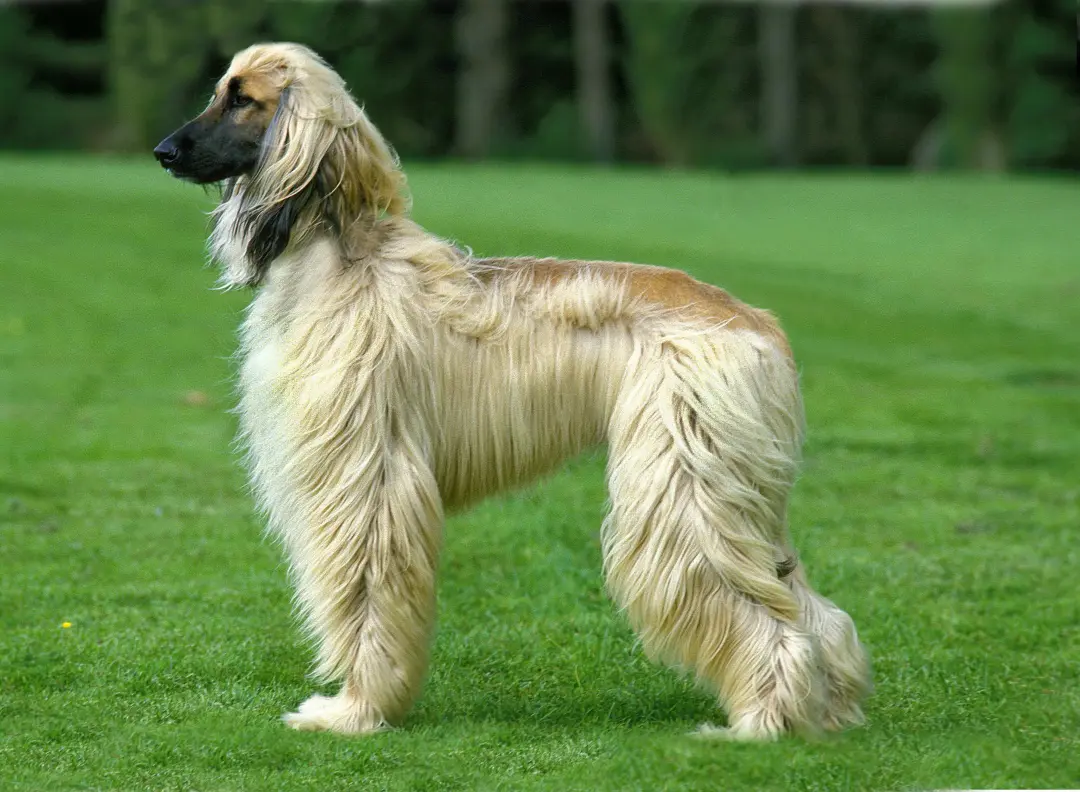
[155,43,407,281]
[153,52,282,185]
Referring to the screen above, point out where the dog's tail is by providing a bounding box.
[605,328,804,626]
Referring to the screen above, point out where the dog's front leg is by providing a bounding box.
[280,440,444,735]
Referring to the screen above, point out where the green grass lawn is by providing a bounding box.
[1,156,1078,791]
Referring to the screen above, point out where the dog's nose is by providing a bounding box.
[153,140,180,167]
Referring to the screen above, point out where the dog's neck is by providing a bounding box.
[209,186,353,291]
[210,187,467,295]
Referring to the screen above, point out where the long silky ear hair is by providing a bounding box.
[227,47,409,285]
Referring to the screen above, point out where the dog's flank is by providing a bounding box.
[155,42,871,740]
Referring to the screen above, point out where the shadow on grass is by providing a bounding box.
[411,678,720,731]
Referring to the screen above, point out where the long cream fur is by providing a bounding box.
[204,43,871,739]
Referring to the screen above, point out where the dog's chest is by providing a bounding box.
[233,269,315,491]
[239,326,284,407]
[235,303,289,467]
[235,242,339,407]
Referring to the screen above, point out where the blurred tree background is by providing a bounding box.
[0,0,1076,171]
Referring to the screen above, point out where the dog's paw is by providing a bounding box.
[693,714,828,742]
[283,692,390,735]
[692,721,783,742]
[282,694,336,731]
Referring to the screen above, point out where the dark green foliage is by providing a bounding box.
[857,9,938,167]
[1002,0,1078,168]
[0,2,1076,167]
[619,1,699,166]
[617,2,764,167]
[503,1,579,160]
[0,10,35,145]
[800,6,878,166]
[932,8,997,169]
[0,7,108,150]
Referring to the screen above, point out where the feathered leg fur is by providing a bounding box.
[603,329,833,739]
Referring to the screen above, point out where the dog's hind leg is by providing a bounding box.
[603,332,828,740]
[789,566,872,732]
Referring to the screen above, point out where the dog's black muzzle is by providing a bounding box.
[153,118,259,184]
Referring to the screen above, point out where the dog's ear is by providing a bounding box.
[246,178,316,269]
[245,167,345,268]
[320,113,408,225]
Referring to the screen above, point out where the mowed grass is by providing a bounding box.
[1,155,1078,791]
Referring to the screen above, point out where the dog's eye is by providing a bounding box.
[231,94,254,110]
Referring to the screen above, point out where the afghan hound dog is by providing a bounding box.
[154,42,871,740]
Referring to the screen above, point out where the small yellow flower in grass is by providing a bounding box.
[61,622,71,629]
